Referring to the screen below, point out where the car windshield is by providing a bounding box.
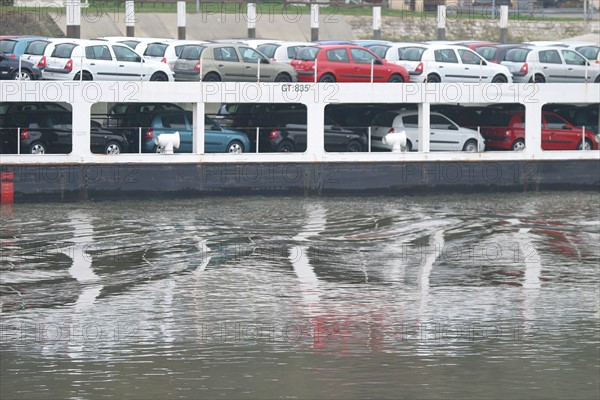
[144,43,169,57]
[51,43,77,58]
[295,47,320,61]
[119,40,140,49]
[504,48,530,62]
[476,46,497,61]
[0,40,17,53]
[257,44,279,58]
[367,45,390,59]
[25,40,49,55]
[399,47,425,61]
[180,46,205,60]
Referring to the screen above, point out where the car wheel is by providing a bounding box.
[346,140,363,152]
[491,74,507,83]
[105,141,121,155]
[203,72,221,82]
[150,72,168,81]
[387,74,404,83]
[277,141,295,152]
[29,142,46,154]
[319,73,336,83]
[274,73,292,82]
[14,70,33,80]
[226,140,244,154]
[462,139,478,152]
[74,72,92,81]
[426,74,441,83]
[405,140,412,152]
[532,74,545,83]
[512,139,526,151]
[577,139,593,150]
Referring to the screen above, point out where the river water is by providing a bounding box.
[1,193,599,399]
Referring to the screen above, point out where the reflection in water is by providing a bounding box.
[0,193,599,400]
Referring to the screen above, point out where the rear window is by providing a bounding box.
[257,44,279,58]
[24,40,49,55]
[372,111,397,127]
[367,45,390,59]
[0,40,17,53]
[52,43,77,58]
[287,46,305,59]
[174,45,189,58]
[144,43,168,57]
[180,45,205,60]
[295,47,320,61]
[476,46,497,61]
[504,48,530,62]
[279,112,307,125]
[399,47,425,61]
[575,46,599,60]
[402,115,418,128]
[161,114,187,129]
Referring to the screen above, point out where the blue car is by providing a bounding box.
[0,36,47,58]
[144,111,251,153]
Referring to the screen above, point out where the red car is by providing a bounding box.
[481,111,598,151]
[290,45,409,83]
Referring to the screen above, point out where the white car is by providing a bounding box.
[41,40,174,81]
[390,44,512,83]
[143,39,212,70]
[501,46,600,83]
[22,38,80,70]
[95,37,173,57]
[364,42,424,63]
[370,110,485,152]
[256,41,311,63]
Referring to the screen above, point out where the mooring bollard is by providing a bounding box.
[373,6,381,40]
[125,1,135,37]
[437,5,446,41]
[311,4,319,42]
[177,1,186,39]
[66,0,81,39]
[499,5,508,44]
[248,3,257,39]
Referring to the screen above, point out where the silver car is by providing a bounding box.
[371,110,485,152]
[173,43,297,82]
[502,46,600,83]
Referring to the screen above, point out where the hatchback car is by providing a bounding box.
[258,110,367,153]
[390,44,512,83]
[42,40,173,81]
[291,44,409,83]
[0,110,129,154]
[370,110,485,152]
[501,46,600,83]
[0,36,46,58]
[256,42,311,64]
[0,51,42,80]
[20,38,76,70]
[173,43,297,82]
[142,111,251,154]
[143,39,211,70]
[479,111,598,151]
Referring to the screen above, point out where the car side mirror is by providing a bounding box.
[331,125,342,131]
[448,124,459,130]
[211,124,221,131]
[374,59,383,65]
[481,60,487,66]
[563,124,571,129]
[261,58,269,64]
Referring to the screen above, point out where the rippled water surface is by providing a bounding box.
[1,193,599,399]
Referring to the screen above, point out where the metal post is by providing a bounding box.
[257,57,260,82]
[66,0,81,39]
[582,126,586,150]
[368,126,371,153]
[125,1,135,37]
[196,0,199,14]
[17,127,20,154]
[418,103,431,153]
[18,56,21,79]
[247,3,256,39]
[373,6,381,40]
[311,3,319,42]
[138,127,142,153]
[499,5,508,44]
[314,58,318,83]
[177,1,186,39]
[370,59,374,83]
[437,5,446,41]
[256,127,259,153]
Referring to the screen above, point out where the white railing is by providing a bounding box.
[1,81,599,164]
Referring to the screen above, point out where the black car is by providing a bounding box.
[258,110,367,153]
[0,51,43,80]
[0,110,129,154]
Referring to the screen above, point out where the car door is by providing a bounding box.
[542,113,579,150]
[432,49,462,82]
[212,46,245,81]
[204,115,226,153]
[112,44,144,81]
[429,114,462,151]
[560,49,589,82]
[537,49,567,82]
[457,48,485,81]
[239,46,270,81]
[49,113,73,153]
[324,48,353,81]
[349,47,383,82]
[85,45,117,80]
